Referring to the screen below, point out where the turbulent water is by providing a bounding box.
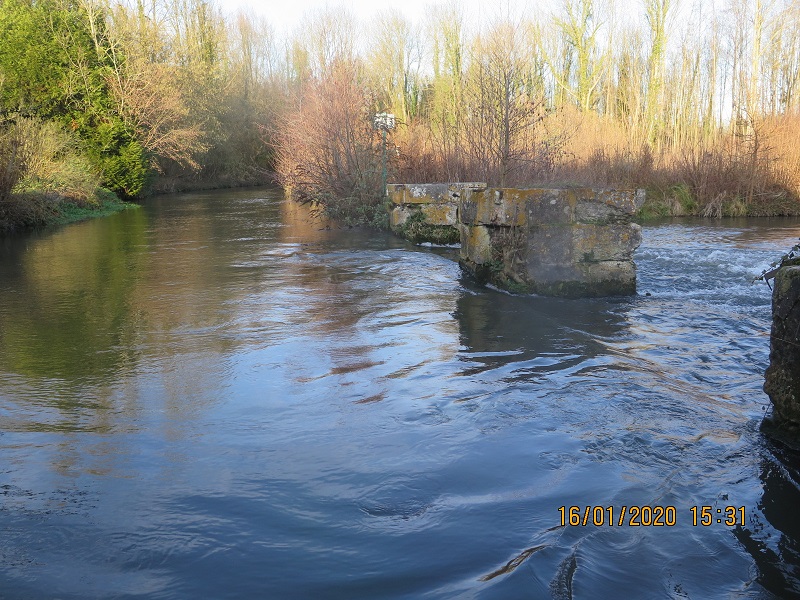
[1,187,799,599]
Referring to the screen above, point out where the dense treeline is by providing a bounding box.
[1,0,800,231]
[276,0,800,222]
[0,0,276,231]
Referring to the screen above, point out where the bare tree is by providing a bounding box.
[365,10,422,122]
[643,0,675,147]
[462,20,559,186]
[422,2,466,181]
[274,64,386,223]
[553,0,607,111]
[294,7,356,78]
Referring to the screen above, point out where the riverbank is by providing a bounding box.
[0,172,275,235]
[3,178,798,236]
[148,170,273,196]
[0,189,136,235]
[636,185,800,220]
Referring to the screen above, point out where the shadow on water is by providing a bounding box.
[0,189,288,432]
[735,438,800,597]
[0,188,411,435]
[454,272,629,379]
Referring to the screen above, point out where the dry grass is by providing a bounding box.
[547,109,800,216]
[0,118,112,233]
[276,70,800,220]
[11,118,101,205]
[0,126,24,203]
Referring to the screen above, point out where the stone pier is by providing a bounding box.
[764,264,800,433]
[387,183,483,245]
[388,183,645,298]
[458,186,644,297]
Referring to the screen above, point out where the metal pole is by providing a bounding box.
[374,113,394,199]
[382,127,387,198]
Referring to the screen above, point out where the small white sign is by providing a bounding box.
[374,113,396,131]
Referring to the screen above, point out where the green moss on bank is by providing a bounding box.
[0,189,135,234]
[53,191,135,225]
[396,210,460,244]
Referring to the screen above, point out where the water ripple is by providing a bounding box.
[2,194,800,598]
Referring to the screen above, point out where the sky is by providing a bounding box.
[210,0,712,62]
[215,0,535,36]
[210,0,705,44]
[217,0,441,31]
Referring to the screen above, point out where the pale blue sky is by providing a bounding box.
[216,0,550,36]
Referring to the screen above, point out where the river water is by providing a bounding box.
[1,187,799,599]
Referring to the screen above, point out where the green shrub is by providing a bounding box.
[669,184,696,214]
[0,127,25,202]
[0,118,140,233]
[88,119,148,200]
[100,139,148,200]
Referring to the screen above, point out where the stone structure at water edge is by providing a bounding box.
[387,183,484,245]
[764,265,800,433]
[388,183,645,298]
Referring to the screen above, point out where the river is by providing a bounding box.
[0,187,799,599]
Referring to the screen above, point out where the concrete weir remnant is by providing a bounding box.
[459,186,645,297]
[764,265,800,433]
[388,183,645,298]
[388,183,483,245]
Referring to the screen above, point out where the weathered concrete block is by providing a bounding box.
[457,187,643,297]
[450,182,488,195]
[764,265,800,430]
[573,189,645,224]
[459,189,528,226]
[459,223,492,265]
[526,189,577,225]
[526,224,575,267]
[420,203,457,226]
[389,183,484,242]
[459,197,479,225]
[388,183,642,297]
[572,223,642,262]
[388,183,451,205]
[389,205,414,228]
[576,200,630,224]
[576,260,637,296]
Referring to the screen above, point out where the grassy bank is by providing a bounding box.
[0,189,135,234]
[0,118,139,235]
[635,186,800,220]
